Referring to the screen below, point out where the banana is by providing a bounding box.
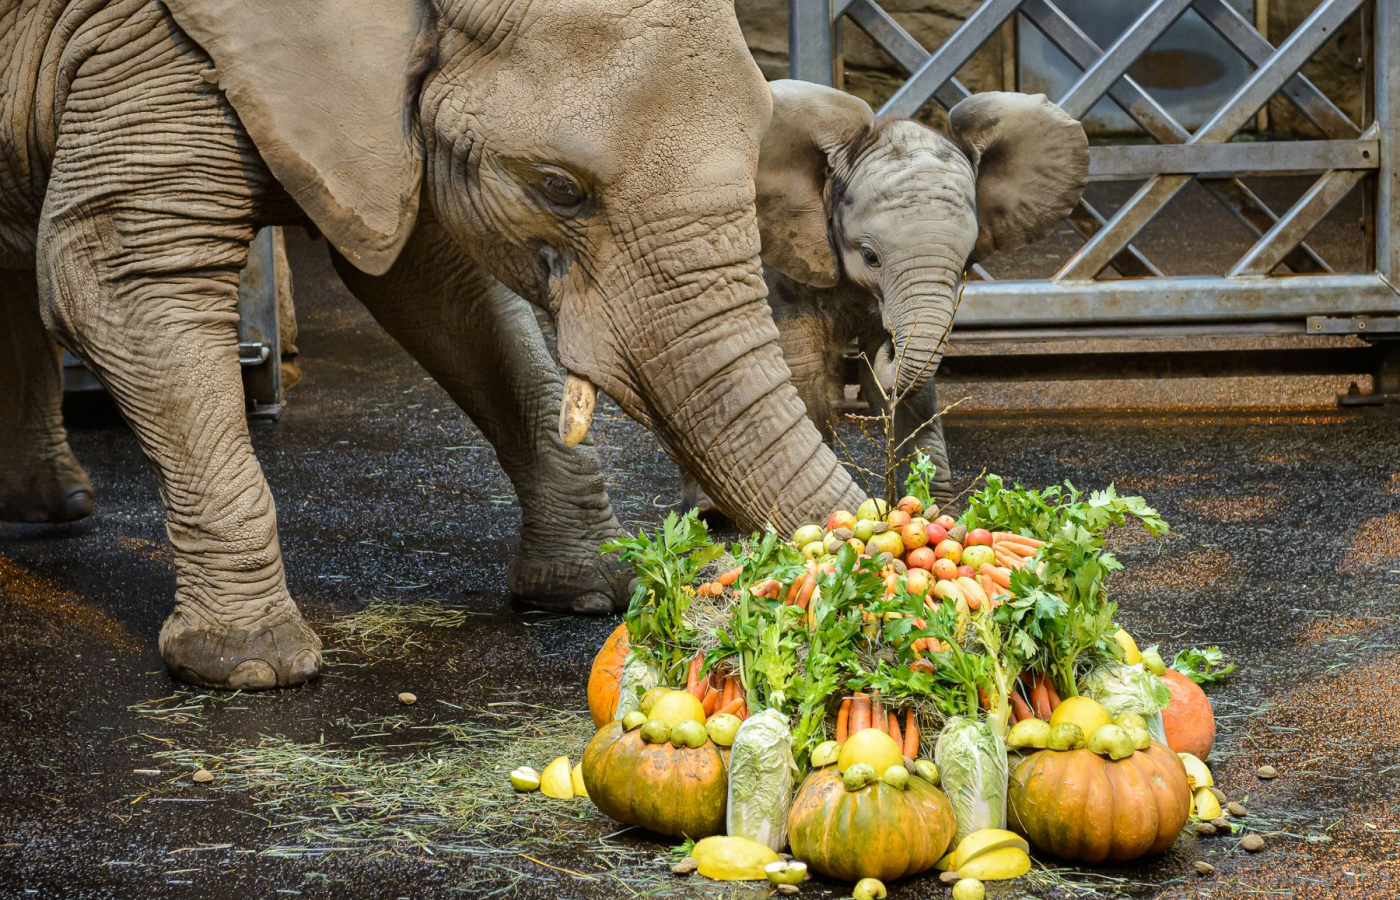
[956,847,1031,881]
[1194,786,1222,820]
[955,576,988,607]
[951,829,1030,870]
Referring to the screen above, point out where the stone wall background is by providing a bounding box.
[735,0,1365,137]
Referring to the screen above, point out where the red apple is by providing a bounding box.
[934,514,957,530]
[907,547,936,570]
[900,523,929,551]
[932,558,959,581]
[966,528,993,547]
[905,568,932,596]
[896,495,924,516]
[924,523,948,545]
[886,509,912,530]
[826,510,857,532]
[957,565,975,579]
[933,539,963,565]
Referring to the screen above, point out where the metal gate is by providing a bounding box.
[790,0,1400,401]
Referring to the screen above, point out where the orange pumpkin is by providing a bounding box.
[787,767,956,882]
[581,722,727,839]
[587,623,630,727]
[1160,668,1215,759]
[1009,741,1191,863]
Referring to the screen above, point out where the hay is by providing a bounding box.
[321,598,485,659]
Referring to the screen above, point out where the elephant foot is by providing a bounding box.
[159,604,322,689]
[680,469,734,526]
[508,548,633,615]
[0,444,95,524]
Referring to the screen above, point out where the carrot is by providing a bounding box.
[978,687,992,712]
[1031,674,1052,720]
[750,579,780,598]
[736,702,748,721]
[785,578,802,604]
[995,549,1026,569]
[702,685,720,717]
[887,711,902,749]
[979,563,1011,589]
[1044,677,1062,711]
[835,698,852,743]
[998,540,1039,556]
[720,676,737,708]
[717,697,745,716]
[850,694,871,733]
[717,567,742,586]
[795,574,817,609]
[687,652,705,698]
[995,531,1044,548]
[903,709,919,759]
[872,693,885,734]
[1009,688,1035,723]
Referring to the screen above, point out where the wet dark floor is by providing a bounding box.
[3,234,1399,900]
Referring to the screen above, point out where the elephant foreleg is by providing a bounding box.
[0,269,94,523]
[890,376,955,508]
[333,219,629,614]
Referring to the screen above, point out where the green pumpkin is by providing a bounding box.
[787,767,956,882]
[580,721,727,839]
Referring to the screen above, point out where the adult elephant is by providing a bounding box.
[684,81,1088,512]
[0,1,860,689]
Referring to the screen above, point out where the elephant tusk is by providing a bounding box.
[559,372,598,447]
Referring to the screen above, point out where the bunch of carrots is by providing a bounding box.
[1004,671,1062,724]
[992,532,1043,570]
[685,650,748,720]
[833,692,921,759]
[696,563,830,612]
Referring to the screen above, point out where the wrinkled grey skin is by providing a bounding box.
[683,81,1089,513]
[0,1,860,690]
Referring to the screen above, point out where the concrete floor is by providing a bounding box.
[2,234,1399,899]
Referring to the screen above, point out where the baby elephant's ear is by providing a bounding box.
[164,0,434,275]
[949,92,1088,259]
[757,81,875,288]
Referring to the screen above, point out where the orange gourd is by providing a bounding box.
[587,623,629,727]
[580,722,727,839]
[1008,741,1191,863]
[1159,668,1215,759]
[787,767,956,882]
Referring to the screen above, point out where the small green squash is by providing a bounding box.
[581,721,727,839]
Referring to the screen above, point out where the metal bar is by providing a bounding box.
[880,0,1024,118]
[1228,167,1369,276]
[1057,0,1366,281]
[1022,0,1327,273]
[1065,201,1164,277]
[951,320,1309,343]
[1379,0,1400,282]
[1089,139,1380,179]
[237,227,282,419]
[957,272,1399,327]
[1308,315,1400,335]
[832,0,859,18]
[938,345,1375,382]
[1193,0,1360,138]
[1055,0,1194,121]
[789,0,834,85]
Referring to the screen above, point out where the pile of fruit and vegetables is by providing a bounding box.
[529,461,1235,896]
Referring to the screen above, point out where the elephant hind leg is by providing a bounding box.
[0,269,94,524]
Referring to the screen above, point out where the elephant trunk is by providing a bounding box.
[881,253,961,399]
[567,213,863,533]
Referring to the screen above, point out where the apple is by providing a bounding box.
[905,568,932,596]
[966,528,993,547]
[961,544,995,569]
[801,540,827,560]
[899,524,929,551]
[932,557,959,581]
[857,498,890,521]
[846,537,866,555]
[934,514,957,530]
[826,510,857,532]
[906,547,935,570]
[868,530,905,558]
[853,519,875,542]
[957,565,975,579]
[924,522,948,545]
[896,495,924,516]
[886,509,912,530]
[792,524,823,547]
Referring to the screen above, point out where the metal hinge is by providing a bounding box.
[237,342,272,366]
[1307,316,1400,337]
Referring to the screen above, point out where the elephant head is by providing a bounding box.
[163,0,862,532]
[757,80,1088,396]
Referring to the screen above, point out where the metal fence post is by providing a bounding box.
[789,0,834,85]
[1377,0,1398,283]
[237,227,283,420]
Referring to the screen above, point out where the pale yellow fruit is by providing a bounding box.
[1049,696,1113,736]
[811,740,841,768]
[914,759,940,785]
[540,756,573,800]
[853,877,887,900]
[837,728,904,777]
[1194,786,1223,820]
[955,576,988,607]
[639,686,672,716]
[956,847,1031,881]
[1006,718,1051,750]
[934,850,956,871]
[706,713,741,747]
[509,766,540,792]
[1113,628,1143,665]
[881,765,910,790]
[764,860,807,886]
[1087,724,1135,760]
[650,690,706,728]
[951,829,1030,871]
[692,836,779,881]
[1179,753,1214,790]
[571,762,589,800]
[622,710,647,731]
[1048,722,1085,751]
[953,878,986,900]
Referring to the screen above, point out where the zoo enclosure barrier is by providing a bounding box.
[790,0,1400,403]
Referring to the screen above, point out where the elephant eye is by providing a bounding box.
[533,165,586,210]
[860,246,881,268]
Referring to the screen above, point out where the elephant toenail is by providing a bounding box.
[62,488,95,520]
[289,649,321,684]
[227,659,278,690]
[572,593,614,615]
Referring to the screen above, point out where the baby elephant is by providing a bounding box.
[683,80,1088,513]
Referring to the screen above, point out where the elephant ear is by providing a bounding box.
[164,0,434,275]
[948,92,1088,259]
[757,80,875,288]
